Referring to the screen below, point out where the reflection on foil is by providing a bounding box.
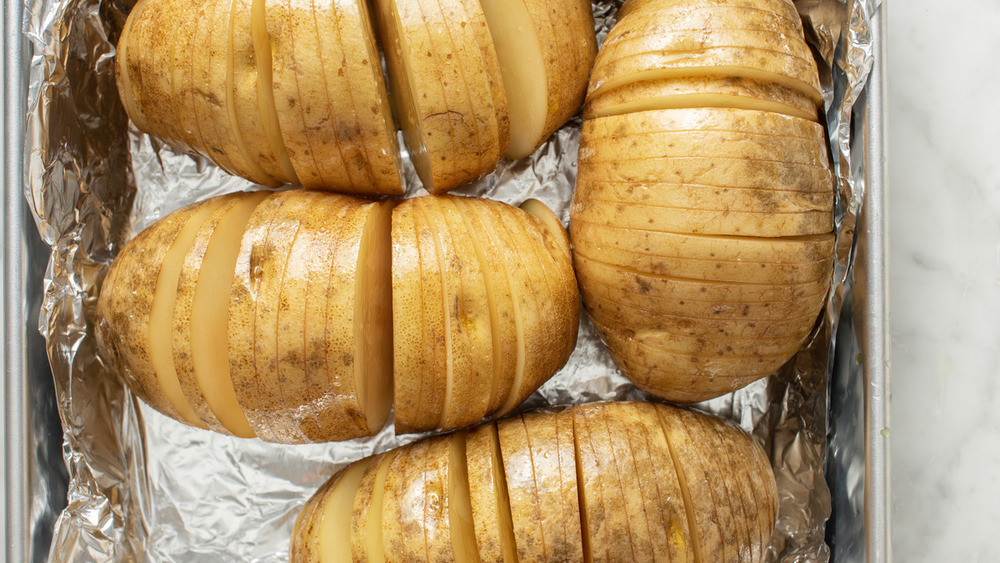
[23,0,875,560]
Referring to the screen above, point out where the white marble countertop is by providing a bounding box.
[0,0,994,561]
[889,0,1000,560]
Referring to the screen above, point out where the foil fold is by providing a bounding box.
[22,0,875,560]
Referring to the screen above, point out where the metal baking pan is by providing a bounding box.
[3,0,890,561]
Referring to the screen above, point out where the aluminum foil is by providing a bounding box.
[22,0,876,560]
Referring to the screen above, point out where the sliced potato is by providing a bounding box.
[272,194,349,440]
[96,200,220,422]
[189,0,245,176]
[173,192,267,437]
[231,0,295,184]
[465,423,509,563]
[430,198,494,430]
[584,76,819,121]
[448,196,518,415]
[148,194,235,429]
[569,222,833,285]
[447,432,481,563]
[589,50,822,104]
[479,0,596,158]
[353,200,395,436]
[521,411,584,561]
[317,457,377,563]
[350,452,395,562]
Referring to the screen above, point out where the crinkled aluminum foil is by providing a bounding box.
[22,0,876,560]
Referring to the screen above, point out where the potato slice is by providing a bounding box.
[601,25,814,69]
[520,411,585,562]
[569,222,833,285]
[594,322,799,402]
[465,423,508,563]
[448,197,518,415]
[228,191,293,437]
[372,0,462,193]
[450,0,511,160]
[272,194,351,441]
[133,0,185,146]
[422,435,455,562]
[572,194,832,238]
[570,222,834,268]
[578,269,828,322]
[331,0,405,193]
[621,402,697,562]
[320,199,392,438]
[577,154,832,194]
[250,191,324,442]
[390,200,434,433]
[268,0,348,189]
[147,195,234,429]
[573,403,636,561]
[225,0,278,186]
[351,452,396,562]
[96,200,223,422]
[498,416,546,561]
[391,199,446,432]
[115,0,152,133]
[430,0,510,183]
[574,178,834,216]
[656,407,728,562]
[573,251,830,306]
[317,457,377,563]
[691,415,756,563]
[601,405,658,561]
[589,48,822,104]
[448,432,481,563]
[431,197,494,430]
[231,0,297,184]
[382,440,431,562]
[479,0,595,158]
[188,0,246,176]
[172,197,246,435]
[352,200,395,435]
[300,201,366,441]
[615,1,804,36]
[584,76,819,122]
[174,192,269,437]
[170,0,212,155]
[616,0,802,26]
[488,203,580,414]
[518,198,572,260]
[290,474,338,563]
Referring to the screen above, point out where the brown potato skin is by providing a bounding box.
[292,401,777,562]
[570,0,835,403]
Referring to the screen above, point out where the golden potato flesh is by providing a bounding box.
[292,401,778,562]
[571,0,835,403]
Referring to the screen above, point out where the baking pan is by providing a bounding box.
[4,0,890,561]
[5,1,71,561]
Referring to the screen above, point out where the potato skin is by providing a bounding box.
[292,401,778,562]
[570,0,835,402]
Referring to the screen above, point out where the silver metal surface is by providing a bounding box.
[5,0,29,560]
[860,4,891,561]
